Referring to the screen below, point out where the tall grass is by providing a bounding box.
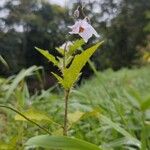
[0,65,150,149]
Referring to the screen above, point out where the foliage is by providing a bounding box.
[26,135,101,150]
[1,0,150,76]
[0,66,150,149]
[0,0,71,75]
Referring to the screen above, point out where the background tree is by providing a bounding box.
[0,0,71,76]
[0,0,150,77]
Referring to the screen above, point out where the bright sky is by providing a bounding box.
[0,0,66,6]
[49,0,67,6]
[0,0,100,7]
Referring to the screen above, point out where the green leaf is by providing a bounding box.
[126,87,142,105]
[56,39,85,56]
[0,55,9,69]
[56,47,64,55]
[68,39,85,55]
[14,108,51,122]
[62,42,103,89]
[100,115,141,148]
[35,47,58,66]
[0,137,18,150]
[0,142,13,150]
[141,97,150,111]
[68,111,84,124]
[51,72,64,86]
[25,135,102,150]
[6,66,41,100]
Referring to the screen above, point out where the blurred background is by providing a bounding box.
[0,0,150,87]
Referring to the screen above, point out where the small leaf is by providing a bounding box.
[52,128,63,136]
[35,47,58,66]
[68,111,84,124]
[51,72,64,86]
[25,135,102,150]
[68,39,85,55]
[56,47,64,55]
[83,108,101,118]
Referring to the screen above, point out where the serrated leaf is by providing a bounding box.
[35,47,58,66]
[56,47,64,55]
[56,39,85,56]
[68,39,85,55]
[51,72,64,86]
[14,108,51,122]
[62,42,103,89]
[25,135,102,150]
[57,56,73,69]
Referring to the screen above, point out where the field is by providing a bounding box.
[0,65,150,150]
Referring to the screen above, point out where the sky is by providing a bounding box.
[0,0,100,7]
[0,0,66,7]
[0,0,68,7]
[49,0,67,6]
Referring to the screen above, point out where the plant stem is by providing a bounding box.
[63,89,70,136]
[0,105,51,135]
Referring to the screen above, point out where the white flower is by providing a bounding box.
[60,41,73,51]
[68,18,100,42]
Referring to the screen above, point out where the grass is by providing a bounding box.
[0,65,150,150]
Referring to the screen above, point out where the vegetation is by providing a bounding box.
[0,0,150,150]
[1,0,150,76]
[0,65,150,149]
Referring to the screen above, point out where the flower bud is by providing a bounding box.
[73,8,80,18]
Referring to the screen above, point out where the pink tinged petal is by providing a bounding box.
[68,20,82,33]
[81,19,89,27]
[79,29,93,43]
[89,26,100,37]
[68,19,100,42]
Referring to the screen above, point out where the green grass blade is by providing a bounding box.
[100,115,141,148]
[6,66,41,100]
[0,55,9,69]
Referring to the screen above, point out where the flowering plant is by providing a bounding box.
[2,2,103,150]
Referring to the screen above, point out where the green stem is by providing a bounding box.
[0,105,51,135]
[62,41,70,136]
[63,89,70,136]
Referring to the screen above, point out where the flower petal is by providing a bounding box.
[79,30,93,42]
[68,18,99,42]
